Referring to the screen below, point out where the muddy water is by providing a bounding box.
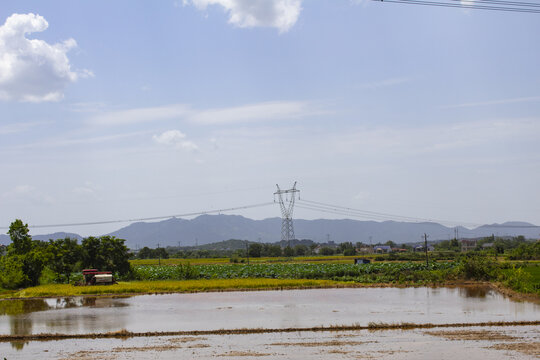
[0,286,538,337]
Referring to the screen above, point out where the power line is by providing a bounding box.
[373,0,540,13]
[297,199,539,229]
[0,202,275,230]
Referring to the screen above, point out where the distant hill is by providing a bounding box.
[107,214,540,249]
[0,232,83,245]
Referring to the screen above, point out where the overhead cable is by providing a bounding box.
[0,202,275,230]
[373,0,540,13]
[297,199,539,229]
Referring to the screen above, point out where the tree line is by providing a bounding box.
[0,219,130,289]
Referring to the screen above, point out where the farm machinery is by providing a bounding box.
[81,269,116,285]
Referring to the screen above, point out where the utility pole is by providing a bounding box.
[157,243,161,266]
[246,240,250,265]
[423,234,429,267]
[274,182,299,242]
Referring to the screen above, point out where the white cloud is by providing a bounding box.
[0,121,49,135]
[442,95,540,109]
[186,0,302,33]
[189,100,320,124]
[89,104,191,126]
[0,13,90,102]
[88,100,321,126]
[2,185,54,204]
[332,118,540,157]
[153,130,199,151]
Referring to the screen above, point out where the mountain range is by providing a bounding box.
[1,215,538,249]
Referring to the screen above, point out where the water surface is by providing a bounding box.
[0,286,538,337]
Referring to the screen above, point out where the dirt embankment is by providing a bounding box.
[1,321,539,343]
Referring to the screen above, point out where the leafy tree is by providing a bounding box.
[82,236,104,269]
[0,254,26,289]
[269,245,282,257]
[82,236,130,275]
[320,247,335,256]
[2,220,47,288]
[283,246,295,257]
[248,243,262,258]
[7,219,32,255]
[338,242,355,255]
[138,246,152,259]
[48,238,82,283]
[294,244,307,256]
[384,240,397,248]
[153,247,169,259]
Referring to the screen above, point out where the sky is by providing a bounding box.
[0,0,539,237]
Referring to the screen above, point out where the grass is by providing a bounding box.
[501,264,540,295]
[5,278,349,298]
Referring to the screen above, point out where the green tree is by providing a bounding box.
[320,247,334,256]
[0,254,26,289]
[338,242,355,255]
[248,243,262,258]
[82,236,130,275]
[268,245,282,257]
[138,246,152,259]
[283,246,295,257]
[384,240,397,248]
[48,238,82,283]
[294,244,307,256]
[7,219,32,255]
[2,220,47,288]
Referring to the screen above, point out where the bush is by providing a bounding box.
[456,255,500,280]
[0,255,26,289]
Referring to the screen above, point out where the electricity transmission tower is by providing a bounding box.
[274,182,300,242]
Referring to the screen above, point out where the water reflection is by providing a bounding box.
[0,297,130,350]
[0,296,129,316]
[458,286,491,298]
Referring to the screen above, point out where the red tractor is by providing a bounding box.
[81,269,116,285]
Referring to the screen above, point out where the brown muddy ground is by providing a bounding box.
[1,325,538,360]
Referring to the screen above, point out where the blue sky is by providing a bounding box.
[1,0,539,236]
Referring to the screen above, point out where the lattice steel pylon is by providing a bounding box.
[274,182,300,242]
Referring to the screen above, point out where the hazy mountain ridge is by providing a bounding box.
[1,217,537,248]
[107,215,539,249]
[0,232,83,245]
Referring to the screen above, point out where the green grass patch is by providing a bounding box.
[501,264,540,295]
[6,279,348,298]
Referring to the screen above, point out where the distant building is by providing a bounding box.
[354,258,371,264]
[358,247,373,254]
[414,245,434,252]
[373,245,392,253]
[461,239,477,252]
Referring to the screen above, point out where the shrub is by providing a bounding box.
[456,255,500,280]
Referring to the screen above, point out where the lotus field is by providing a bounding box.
[131,262,459,283]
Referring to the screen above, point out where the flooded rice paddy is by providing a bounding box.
[1,286,539,359]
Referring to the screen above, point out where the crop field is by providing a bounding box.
[131,262,458,284]
[129,255,364,266]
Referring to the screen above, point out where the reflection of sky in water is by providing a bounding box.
[0,287,538,340]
